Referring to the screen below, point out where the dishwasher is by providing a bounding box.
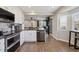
[37,30,45,42]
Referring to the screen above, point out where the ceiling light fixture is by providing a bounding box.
[30,11,37,15]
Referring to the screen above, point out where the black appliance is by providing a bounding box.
[0,8,14,22]
[10,23,22,33]
[37,30,45,42]
[15,24,22,33]
[0,31,3,36]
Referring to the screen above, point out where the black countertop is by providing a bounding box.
[24,27,46,31]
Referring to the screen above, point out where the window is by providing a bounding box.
[59,15,67,30]
[39,20,46,27]
[72,12,79,30]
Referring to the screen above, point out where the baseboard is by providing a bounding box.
[24,41,36,43]
[52,34,75,45]
[52,34,69,43]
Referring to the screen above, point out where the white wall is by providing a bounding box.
[51,6,79,43]
[0,6,25,30]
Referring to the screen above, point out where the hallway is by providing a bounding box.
[16,36,79,52]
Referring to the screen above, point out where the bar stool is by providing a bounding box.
[74,36,79,49]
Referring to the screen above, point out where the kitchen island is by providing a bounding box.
[20,28,47,44]
[21,30,37,43]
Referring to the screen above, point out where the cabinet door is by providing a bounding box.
[0,38,5,52]
[29,31,36,42]
[20,31,24,46]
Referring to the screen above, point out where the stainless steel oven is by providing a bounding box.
[5,33,20,52]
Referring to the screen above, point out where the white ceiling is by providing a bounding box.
[18,6,60,20]
[19,6,60,16]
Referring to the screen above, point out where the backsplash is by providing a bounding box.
[0,18,11,32]
[0,22,11,32]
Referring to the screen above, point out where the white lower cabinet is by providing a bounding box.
[20,31,25,46]
[20,30,37,45]
[0,38,5,52]
[24,30,37,42]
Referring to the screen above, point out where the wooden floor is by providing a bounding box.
[16,35,79,52]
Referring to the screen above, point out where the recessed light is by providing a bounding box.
[30,12,36,15]
[27,11,37,15]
